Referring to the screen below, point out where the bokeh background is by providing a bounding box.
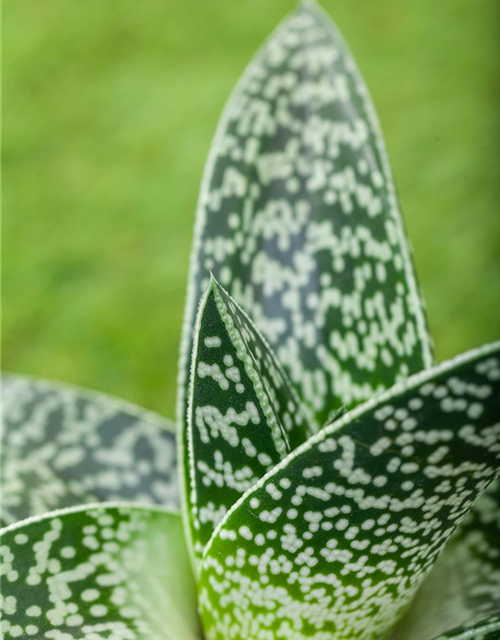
[3,0,499,420]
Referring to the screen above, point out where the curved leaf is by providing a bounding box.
[1,375,178,526]
[198,342,500,640]
[178,0,433,431]
[425,616,500,640]
[393,478,500,640]
[0,503,201,640]
[181,278,309,572]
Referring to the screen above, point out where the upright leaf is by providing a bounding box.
[216,279,312,447]
[198,342,500,640]
[0,503,201,640]
[181,277,309,572]
[178,0,433,431]
[1,375,178,526]
[394,478,500,640]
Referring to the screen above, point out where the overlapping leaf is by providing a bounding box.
[181,277,309,571]
[178,0,434,432]
[215,280,312,447]
[1,375,178,525]
[394,478,500,640]
[198,342,500,640]
[4,6,497,640]
[0,503,201,640]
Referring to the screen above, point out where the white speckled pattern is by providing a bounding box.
[1,376,178,526]
[178,1,433,435]
[198,342,500,640]
[182,277,311,573]
[0,503,200,640]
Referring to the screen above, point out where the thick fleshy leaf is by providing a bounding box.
[198,342,500,640]
[178,0,433,431]
[0,503,201,640]
[1,375,178,526]
[215,279,312,447]
[393,478,500,640]
[181,277,309,572]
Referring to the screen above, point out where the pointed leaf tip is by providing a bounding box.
[180,278,311,573]
[178,0,434,431]
[298,0,324,16]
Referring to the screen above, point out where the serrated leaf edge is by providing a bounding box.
[213,278,316,436]
[181,276,294,573]
[211,277,291,458]
[201,339,500,565]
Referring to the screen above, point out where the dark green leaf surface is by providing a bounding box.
[1,375,178,526]
[178,0,433,431]
[182,278,309,571]
[394,478,500,640]
[0,503,201,640]
[198,342,500,640]
[215,280,312,447]
[426,616,500,640]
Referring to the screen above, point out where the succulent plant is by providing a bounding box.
[2,3,499,640]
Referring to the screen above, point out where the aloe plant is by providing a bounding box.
[2,3,499,640]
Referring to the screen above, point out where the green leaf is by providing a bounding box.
[181,277,309,572]
[424,616,500,640]
[0,503,201,640]
[1,375,178,526]
[178,0,433,432]
[198,341,500,640]
[393,478,500,640]
[214,277,312,447]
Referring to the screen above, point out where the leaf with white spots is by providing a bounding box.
[393,478,500,640]
[198,341,500,640]
[215,278,312,447]
[181,277,309,573]
[1,375,178,526]
[178,0,434,433]
[424,616,500,640]
[0,503,202,640]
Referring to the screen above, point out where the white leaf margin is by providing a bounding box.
[0,500,177,537]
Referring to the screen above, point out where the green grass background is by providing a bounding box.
[3,0,499,420]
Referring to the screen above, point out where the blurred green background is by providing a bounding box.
[3,0,499,420]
